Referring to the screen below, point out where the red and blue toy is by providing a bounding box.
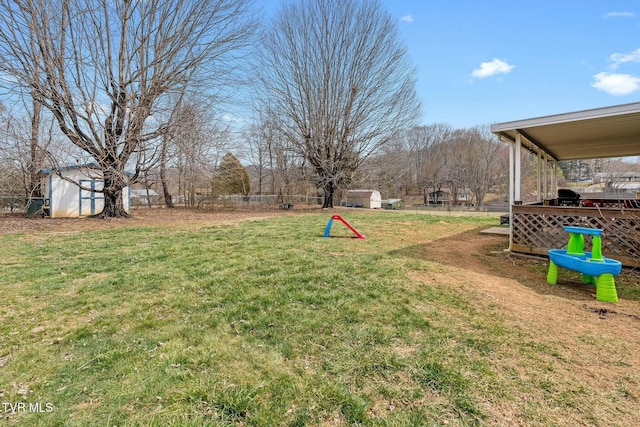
[324,215,365,239]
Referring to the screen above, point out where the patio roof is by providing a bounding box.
[490,102,640,161]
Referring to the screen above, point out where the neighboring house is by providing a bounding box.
[592,172,640,194]
[427,189,472,205]
[427,190,450,205]
[40,164,131,218]
[593,172,640,184]
[458,188,473,205]
[345,190,382,209]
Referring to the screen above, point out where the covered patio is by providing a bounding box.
[491,102,640,267]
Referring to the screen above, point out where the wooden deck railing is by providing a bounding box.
[512,203,640,267]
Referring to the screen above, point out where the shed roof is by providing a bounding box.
[490,102,640,161]
[346,190,380,196]
[40,163,135,177]
[40,163,100,174]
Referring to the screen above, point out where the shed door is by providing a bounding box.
[79,179,104,216]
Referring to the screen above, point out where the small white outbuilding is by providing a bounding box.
[345,190,382,209]
[40,164,131,218]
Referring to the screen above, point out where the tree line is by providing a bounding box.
[245,121,508,208]
[0,0,508,216]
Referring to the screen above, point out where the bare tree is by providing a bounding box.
[272,130,300,198]
[245,122,270,195]
[157,94,220,208]
[441,130,467,206]
[158,132,175,208]
[256,0,420,208]
[402,124,452,204]
[246,110,278,196]
[440,126,505,208]
[249,108,305,198]
[0,101,59,200]
[170,101,232,208]
[460,126,504,208]
[0,0,256,217]
[356,133,411,198]
[0,103,23,209]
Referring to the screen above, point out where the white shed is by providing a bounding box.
[345,190,382,209]
[40,164,131,218]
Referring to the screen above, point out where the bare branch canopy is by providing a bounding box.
[255,0,421,207]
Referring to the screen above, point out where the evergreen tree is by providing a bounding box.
[214,153,251,195]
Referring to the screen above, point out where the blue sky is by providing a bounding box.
[258,0,640,129]
[382,0,640,128]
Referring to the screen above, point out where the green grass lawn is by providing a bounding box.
[0,211,637,426]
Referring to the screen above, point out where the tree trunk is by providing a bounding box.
[322,181,334,208]
[28,97,43,197]
[95,171,130,218]
[159,143,174,208]
[188,184,195,208]
[161,174,174,208]
[145,187,152,208]
[256,164,263,195]
[99,190,128,218]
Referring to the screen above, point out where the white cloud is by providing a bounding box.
[400,14,414,23]
[609,48,640,69]
[604,11,635,19]
[471,58,514,79]
[222,113,244,123]
[591,72,640,95]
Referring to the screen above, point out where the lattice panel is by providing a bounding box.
[512,206,640,265]
[601,212,640,259]
[513,213,575,249]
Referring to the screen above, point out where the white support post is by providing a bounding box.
[515,134,522,203]
[537,150,542,202]
[509,142,514,206]
[552,161,558,197]
[543,152,548,200]
[508,138,515,249]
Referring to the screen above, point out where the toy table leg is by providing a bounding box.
[595,273,618,303]
[547,260,558,285]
